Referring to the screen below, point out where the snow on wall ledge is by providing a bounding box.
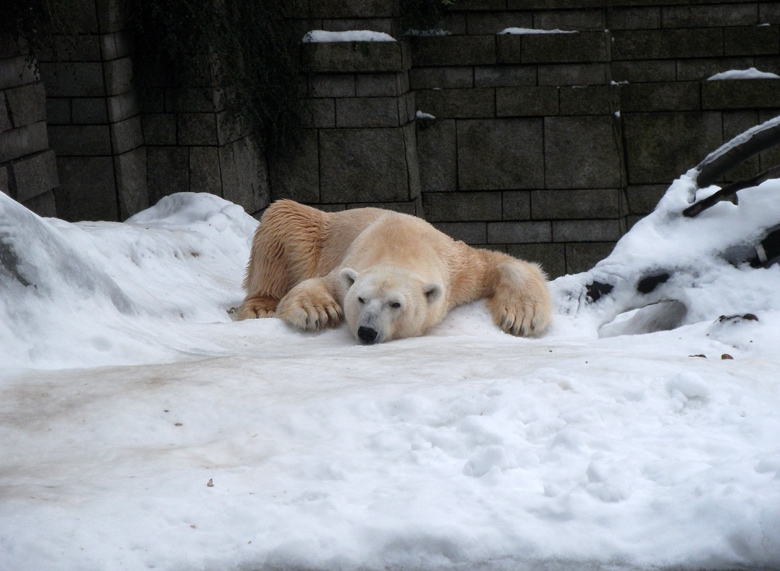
[2,177,780,571]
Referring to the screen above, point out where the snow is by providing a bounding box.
[416,110,436,120]
[707,68,780,80]
[2,168,780,570]
[499,28,577,35]
[302,30,396,43]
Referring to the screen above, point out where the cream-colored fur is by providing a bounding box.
[237,200,551,342]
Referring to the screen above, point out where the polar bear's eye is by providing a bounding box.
[389,301,401,309]
[358,297,365,304]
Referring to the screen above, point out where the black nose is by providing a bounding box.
[357,326,378,344]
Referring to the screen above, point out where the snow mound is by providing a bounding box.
[302,30,396,43]
[2,160,780,570]
[499,28,577,35]
[707,67,780,80]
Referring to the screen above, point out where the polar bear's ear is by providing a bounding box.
[423,282,444,304]
[340,268,359,289]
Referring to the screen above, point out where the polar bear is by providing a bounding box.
[237,200,551,343]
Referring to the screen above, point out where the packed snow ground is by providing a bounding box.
[2,171,780,570]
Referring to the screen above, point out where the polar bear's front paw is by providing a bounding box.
[237,296,278,320]
[277,280,344,331]
[488,263,551,337]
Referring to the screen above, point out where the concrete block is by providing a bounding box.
[219,136,270,214]
[432,222,487,245]
[10,149,59,202]
[507,243,566,279]
[108,91,141,123]
[544,116,622,189]
[612,29,724,60]
[72,98,109,124]
[302,41,408,73]
[38,35,102,62]
[611,60,676,83]
[553,219,622,242]
[458,118,545,190]
[55,156,117,221]
[521,31,607,63]
[465,12,533,34]
[532,189,621,220]
[487,221,552,244]
[452,0,505,10]
[676,57,755,81]
[309,0,398,18]
[761,4,780,23]
[177,113,218,146]
[101,30,135,61]
[0,165,7,194]
[115,147,148,220]
[111,116,143,154]
[662,5,758,28]
[322,18,395,35]
[5,82,47,127]
[309,74,356,98]
[319,127,411,203]
[559,85,613,115]
[189,146,222,195]
[725,25,779,56]
[0,122,49,162]
[534,9,606,31]
[147,146,188,205]
[301,98,336,128]
[0,56,38,91]
[502,190,531,220]
[96,0,128,33]
[416,88,495,118]
[607,7,661,30]
[620,82,701,112]
[623,112,722,185]
[142,114,177,145]
[409,67,474,90]
[216,111,249,146]
[48,124,112,156]
[269,129,320,203]
[417,119,457,193]
[702,79,780,109]
[474,65,536,88]
[538,63,607,85]
[336,97,401,127]
[565,242,616,274]
[423,191,502,222]
[103,57,134,96]
[22,190,57,218]
[496,35,523,64]
[46,98,71,125]
[410,35,496,66]
[356,73,403,96]
[626,185,666,215]
[39,62,105,97]
[496,86,559,117]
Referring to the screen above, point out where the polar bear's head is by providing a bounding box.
[339,266,444,344]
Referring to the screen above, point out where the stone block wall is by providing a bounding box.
[0,37,58,216]
[37,0,148,221]
[3,0,780,278]
[270,35,421,214]
[403,0,780,276]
